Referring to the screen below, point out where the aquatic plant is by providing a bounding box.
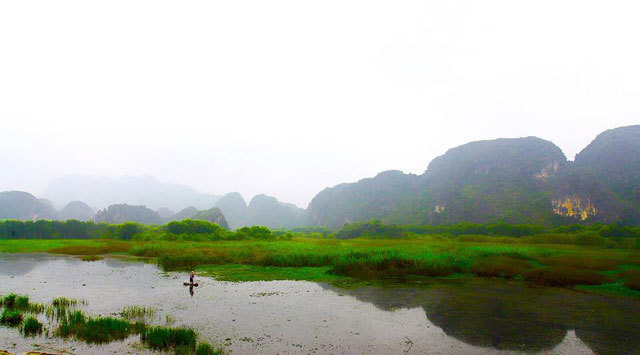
[20,316,43,336]
[141,325,197,349]
[120,305,156,320]
[57,310,135,343]
[1,309,23,326]
[81,255,104,261]
[195,342,224,355]
[0,294,44,314]
[0,293,17,309]
[52,297,81,308]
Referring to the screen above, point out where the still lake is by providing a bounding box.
[1,253,638,354]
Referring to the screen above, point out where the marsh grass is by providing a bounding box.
[524,266,609,287]
[57,310,136,343]
[195,342,223,355]
[1,309,23,326]
[81,255,104,261]
[120,306,156,320]
[140,326,197,349]
[20,316,43,336]
[0,294,44,314]
[621,270,640,290]
[470,256,532,278]
[49,241,131,255]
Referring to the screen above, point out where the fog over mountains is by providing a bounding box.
[43,175,220,211]
[1,125,638,229]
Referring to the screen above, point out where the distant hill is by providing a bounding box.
[43,175,219,211]
[94,204,163,224]
[247,194,308,229]
[308,126,640,228]
[156,207,175,220]
[0,191,58,220]
[59,201,94,221]
[169,206,199,221]
[214,192,248,229]
[191,207,229,229]
[308,170,422,229]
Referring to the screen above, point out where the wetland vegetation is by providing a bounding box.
[1,219,639,297]
[1,218,639,353]
[0,291,222,354]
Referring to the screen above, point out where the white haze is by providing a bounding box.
[1,1,639,208]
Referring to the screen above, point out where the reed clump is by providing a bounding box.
[140,325,197,350]
[20,316,43,336]
[57,310,135,343]
[120,306,156,320]
[1,293,44,314]
[0,309,23,326]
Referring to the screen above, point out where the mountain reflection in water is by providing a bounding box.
[321,279,640,355]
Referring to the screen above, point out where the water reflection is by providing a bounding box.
[322,279,640,354]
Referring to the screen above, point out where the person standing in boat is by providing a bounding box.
[190,270,195,284]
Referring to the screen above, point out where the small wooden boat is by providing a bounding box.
[183,281,199,287]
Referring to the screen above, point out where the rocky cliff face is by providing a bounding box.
[94,204,164,224]
[191,207,229,229]
[0,191,58,220]
[308,126,640,227]
[553,125,640,224]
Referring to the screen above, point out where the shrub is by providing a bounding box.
[573,232,614,248]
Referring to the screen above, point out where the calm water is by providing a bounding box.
[0,253,639,354]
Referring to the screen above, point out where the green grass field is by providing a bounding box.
[1,237,639,296]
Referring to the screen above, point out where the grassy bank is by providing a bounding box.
[1,236,639,295]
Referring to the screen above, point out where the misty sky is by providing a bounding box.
[1,1,639,208]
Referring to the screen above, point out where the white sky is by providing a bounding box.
[1,0,639,208]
